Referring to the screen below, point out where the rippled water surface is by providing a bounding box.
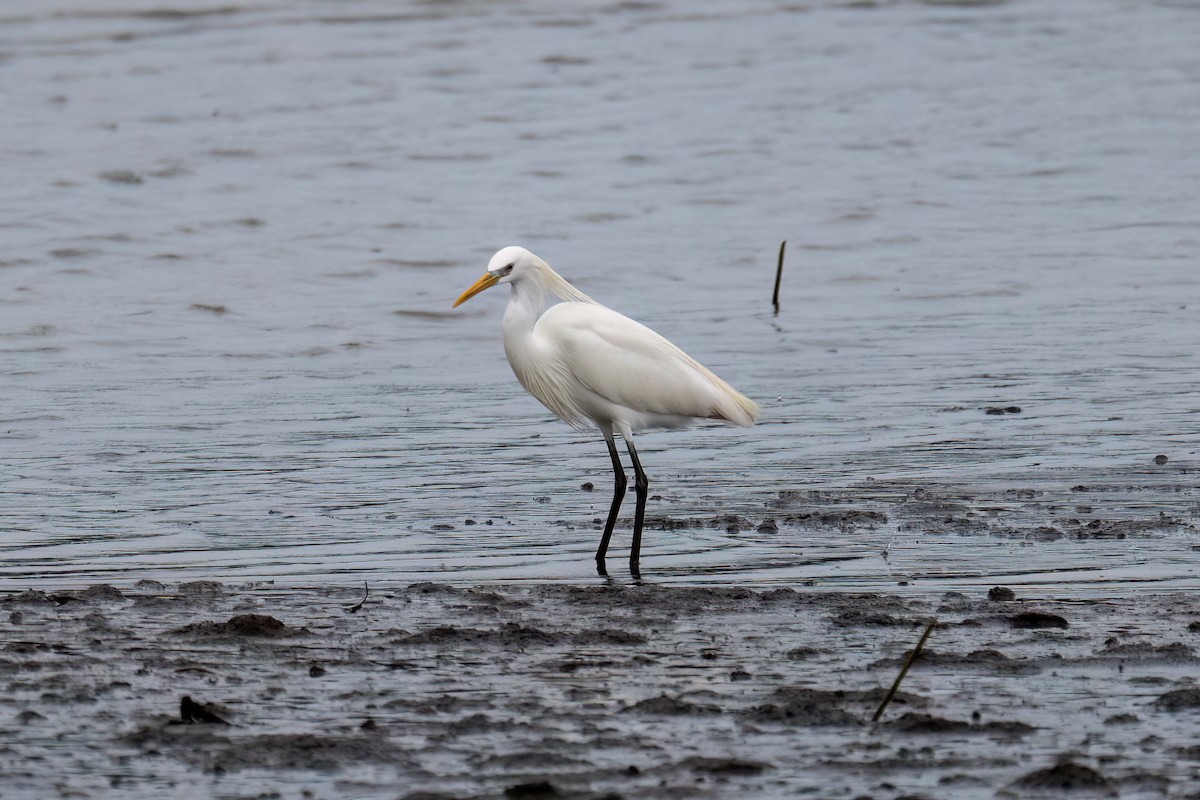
[2,0,1198,592]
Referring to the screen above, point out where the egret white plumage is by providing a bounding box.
[454,246,758,576]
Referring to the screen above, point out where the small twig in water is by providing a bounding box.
[873,617,937,722]
[772,240,786,316]
[347,581,369,614]
[881,527,900,562]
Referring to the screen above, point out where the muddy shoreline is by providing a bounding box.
[4,581,1200,798]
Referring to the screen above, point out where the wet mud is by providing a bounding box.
[4,581,1200,798]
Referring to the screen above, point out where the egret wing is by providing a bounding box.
[535,302,750,424]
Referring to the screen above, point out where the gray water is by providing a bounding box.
[2,0,1198,593]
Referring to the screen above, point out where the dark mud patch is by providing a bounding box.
[2,590,83,607]
[2,585,126,606]
[782,509,889,528]
[1061,515,1196,539]
[872,648,1042,675]
[1152,687,1200,711]
[501,780,561,798]
[173,614,306,638]
[784,646,821,660]
[887,712,1035,736]
[1008,611,1070,630]
[640,514,765,533]
[385,693,487,716]
[180,695,230,724]
[481,750,589,770]
[399,619,648,648]
[748,685,923,726]
[1095,641,1196,663]
[124,724,413,772]
[827,607,925,628]
[570,628,648,646]
[398,623,561,647]
[1009,761,1114,795]
[866,479,1200,543]
[177,580,227,597]
[772,489,884,508]
[544,583,762,613]
[988,586,1017,601]
[679,756,772,775]
[74,584,126,602]
[624,694,722,715]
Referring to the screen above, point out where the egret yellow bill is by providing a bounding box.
[454,246,758,576]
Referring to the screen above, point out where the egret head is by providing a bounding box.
[453,246,541,307]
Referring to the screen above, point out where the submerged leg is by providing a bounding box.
[624,436,649,577]
[595,429,627,576]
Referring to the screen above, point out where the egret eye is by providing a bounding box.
[503,264,514,274]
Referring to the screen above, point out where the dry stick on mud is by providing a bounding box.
[872,617,938,722]
[772,240,786,316]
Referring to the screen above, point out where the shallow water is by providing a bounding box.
[2,0,1199,592]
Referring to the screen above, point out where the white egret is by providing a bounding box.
[454,246,759,576]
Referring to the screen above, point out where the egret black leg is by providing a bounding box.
[595,432,627,576]
[625,438,649,577]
